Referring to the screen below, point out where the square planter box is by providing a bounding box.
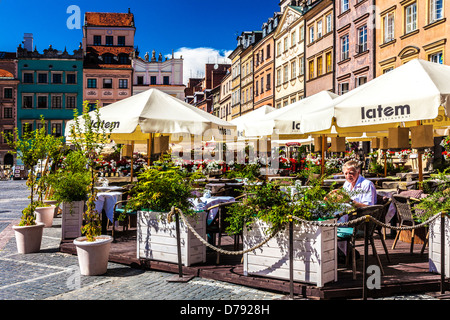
[243,218,337,287]
[137,210,206,266]
[428,217,450,276]
[61,201,85,240]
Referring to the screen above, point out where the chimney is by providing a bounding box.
[23,33,33,51]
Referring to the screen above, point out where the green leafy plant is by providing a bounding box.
[3,117,61,226]
[415,170,450,222]
[127,165,195,216]
[68,101,111,241]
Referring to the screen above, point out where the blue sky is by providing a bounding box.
[0,0,281,83]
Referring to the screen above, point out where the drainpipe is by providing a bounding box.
[332,0,336,94]
[372,0,376,80]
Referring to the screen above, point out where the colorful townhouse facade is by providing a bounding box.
[16,35,83,139]
[376,0,448,74]
[82,11,135,109]
[274,5,305,108]
[240,31,262,115]
[132,49,185,100]
[335,0,375,94]
[253,13,281,110]
[0,52,19,165]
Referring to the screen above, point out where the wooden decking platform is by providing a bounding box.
[59,228,448,300]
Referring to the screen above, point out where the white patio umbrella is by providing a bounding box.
[65,88,236,180]
[243,90,339,138]
[300,59,450,181]
[230,105,275,140]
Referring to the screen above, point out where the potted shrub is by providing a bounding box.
[415,172,450,276]
[128,157,206,267]
[3,118,52,253]
[227,179,353,287]
[48,150,90,239]
[68,102,113,275]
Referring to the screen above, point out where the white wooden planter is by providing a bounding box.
[137,210,206,266]
[243,218,337,287]
[61,201,85,240]
[428,216,450,276]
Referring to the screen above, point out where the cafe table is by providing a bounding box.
[190,196,235,224]
[95,191,124,223]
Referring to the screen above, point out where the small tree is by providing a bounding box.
[69,101,111,241]
[3,117,60,225]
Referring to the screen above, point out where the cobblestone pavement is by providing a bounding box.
[0,180,442,302]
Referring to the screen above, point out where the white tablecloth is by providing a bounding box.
[95,191,123,222]
[190,196,235,223]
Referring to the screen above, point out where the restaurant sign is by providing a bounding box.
[360,104,411,123]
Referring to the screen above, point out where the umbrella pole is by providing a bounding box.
[130,141,134,183]
[147,134,151,166]
[321,135,326,177]
[384,151,387,177]
[416,121,423,190]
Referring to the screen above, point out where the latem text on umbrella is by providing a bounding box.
[361,104,411,121]
[90,120,120,130]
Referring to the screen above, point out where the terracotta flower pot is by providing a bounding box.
[35,205,56,227]
[73,235,113,276]
[12,222,45,254]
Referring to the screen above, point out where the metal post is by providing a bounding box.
[167,209,194,283]
[289,218,294,299]
[363,217,369,300]
[441,212,446,294]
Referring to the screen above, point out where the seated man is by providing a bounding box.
[342,159,377,208]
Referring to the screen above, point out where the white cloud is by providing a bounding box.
[169,47,232,85]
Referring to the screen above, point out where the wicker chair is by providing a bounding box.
[391,194,428,255]
[337,204,385,280]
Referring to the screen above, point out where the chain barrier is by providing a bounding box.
[170,207,445,256]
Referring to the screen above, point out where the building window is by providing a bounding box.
[341,35,349,60]
[383,12,395,43]
[150,76,157,85]
[3,129,13,143]
[291,31,297,47]
[106,36,113,46]
[52,73,62,84]
[103,78,113,89]
[4,107,12,118]
[341,0,349,13]
[284,37,288,52]
[118,36,125,46]
[266,44,271,59]
[94,35,101,45]
[277,69,282,86]
[51,123,62,137]
[266,73,271,90]
[309,26,315,43]
[163,76,170,85]
[309,60,315,79]
[405,3,417,34]
[326,52,333,72]
[429,51,443,64]
[38,73,48,84]
[317,56,323,76]
[383,67,394,73]
[317,20,323,38]
[300,25,304,41]
[87,78,97,88]
[356,76,367,87]
[103,54,113,64]
[339,82,349,95]
[260,77,264,93]
[358,25,367,53]
[137,76,144,85]
[51,95,62,109]
[66,95,76,109]
[23,95,33,108]
[4,88,13,99]
[430,0,443,23]
[23,72,33,83]
[118,54,129,64]
[291,60,297,79]
[277,41,281,56]
[22,122,33,135]
[119,79,128,89]
[66,73,76,84]
[283,65,288,83]
[326,14,332,33]
[299,56,304,75]
[37,95,48,109]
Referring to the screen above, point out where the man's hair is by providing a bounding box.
[343,159,361,171]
